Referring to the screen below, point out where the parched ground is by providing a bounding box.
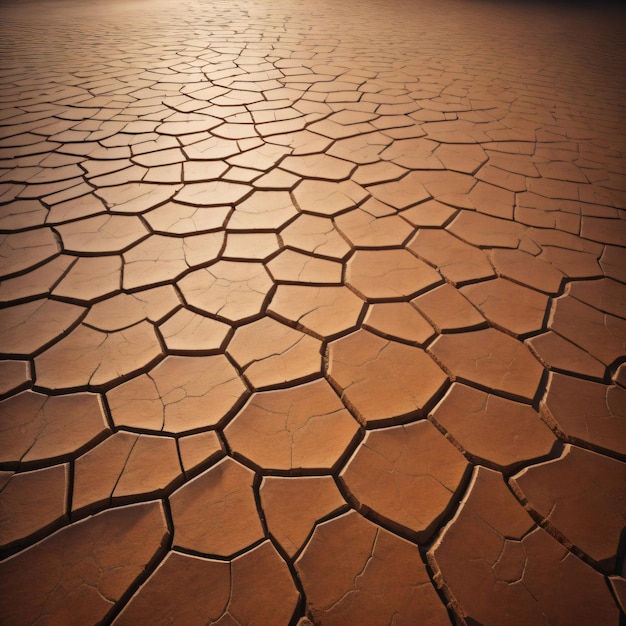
[0,0,625,623]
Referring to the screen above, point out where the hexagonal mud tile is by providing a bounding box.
[268,285,364,339]
[179,158,229,183]
[169,457,263,557]
[253,167,300,190]
[535,248,601,283]
[514,193,582,233]
[260,476,346,556]
[526,331,606,379]
[412,282,485,331]
[400,199,457,228]
[340,421,468,539]
[434,143,487,173]
[120,148,177,171]
[280,154,354,180]
[549,294,625,367]
[0,360,30,397]
[0,256,74,304]
[568,278,626,319]
[460,277,550,336]
[327,132,391,165]
[107,355,247,433]
[407,170,475,208]
[408,229,494,285]
[328,329,447,425]
[430,467,619,626]
[144,201,230,234]
[0,464,68,550]
[227,317,322,389]
[379,136,442,169]
[34,322,162,390]
[430,328,544,402]
[266,129,331,156]
[0,391,109,464]
[72,432,182,514]
[222,232,280,261]
[179,260,273,322]
[0,299,84,356]
[173,180,250,206]
[292,179,367,216]
[55,214,149,253]
[363,302,434,345]
[114,541,299,626]
[541,372,626,456]
[366,172,431,209]
[227,190,297,230]
[177,430,224,477]
[83,287,179,332]
[0,199,48,230]
[224,379,358,472]
[334,208,414,247]
[52,255,122,302]
[600,245,626,283]
[490,248,565,295]
[359,196,397,217]
[228,142,291,171]
[280,214,351,259]
[581,214,626,246]
[0,229,59,277]
[351,161,407,186]
[431,383,556,470]
[122,232,223,289]
[346,249,441,300]
[267,249,344,284]
[181,136,241,160]
[296,510,450,625]
[158,308,230,353]
[0,502,169,625]
[448,210,524,248]
[96,182,180,213]
[511,445,626,572]
[469,181,515,219]
[45,192,106,224]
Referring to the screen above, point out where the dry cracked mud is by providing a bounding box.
[0,0,625,623]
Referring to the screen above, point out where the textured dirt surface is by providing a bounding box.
[0,0,625,623]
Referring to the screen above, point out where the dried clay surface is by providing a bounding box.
[0,0,625,623]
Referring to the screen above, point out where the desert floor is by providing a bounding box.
[0,0,625,623]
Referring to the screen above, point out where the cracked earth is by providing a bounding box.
[0,0,625,623]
